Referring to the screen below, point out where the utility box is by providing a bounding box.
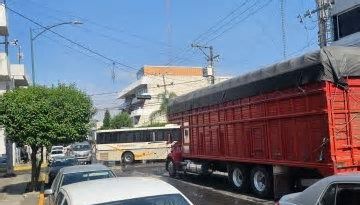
[203,66,214,77]
[0,4,8,36]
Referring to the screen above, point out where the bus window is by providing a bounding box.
[105,133,111,144]
[156,131,164,141]
[134,132,141,142]
[118,132,125,143]
[142,131,151,142]
[110,133,117,143]
[126,132,134,143]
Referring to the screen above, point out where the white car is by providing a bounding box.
[51,146,64,153]
[49,150,65,162]
[277,173,360,205]
[53,177,193,205]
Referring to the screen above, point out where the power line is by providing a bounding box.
[6,5,139,74]
[192,0,251,44]
[205,0,273,44]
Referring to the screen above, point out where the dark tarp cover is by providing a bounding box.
[168,46,360,115]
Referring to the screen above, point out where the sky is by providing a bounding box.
[4,0,319,121]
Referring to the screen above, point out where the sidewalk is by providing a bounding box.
[0,173,39,205]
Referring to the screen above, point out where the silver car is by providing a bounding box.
[71,142,92,164]
[277,173,360,205]
[45,164,115,205]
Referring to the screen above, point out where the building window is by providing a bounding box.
[333,6,360,40]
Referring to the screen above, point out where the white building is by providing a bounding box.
[331,0,360,46]
[118,65,230,127]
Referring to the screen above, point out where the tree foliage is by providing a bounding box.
[149,92,177,124]
[0,85,93,189]
[102,109,111,129]
[109,112,132,129]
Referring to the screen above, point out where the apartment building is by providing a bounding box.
[118,65,230,127]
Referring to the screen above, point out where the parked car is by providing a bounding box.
[277,173,360,205]
[44,164,115,205]
[49,150,65,163]
[70,141,92,164]
[48,156,77,185]
[53,177,193,205]
[51,146,64,153]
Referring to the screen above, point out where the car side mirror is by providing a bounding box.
[44,189,53,196]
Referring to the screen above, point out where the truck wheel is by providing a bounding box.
[122,152,134,164]
[167,160,177,177]
[250,166,272,198]
[228,166,249,192]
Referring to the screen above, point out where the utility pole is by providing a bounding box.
[157,74,173,97]
[191,44,219,85]
[297,0,333,48]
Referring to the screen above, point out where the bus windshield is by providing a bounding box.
[73,144,90,151]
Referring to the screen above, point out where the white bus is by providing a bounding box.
[95,124,181,163]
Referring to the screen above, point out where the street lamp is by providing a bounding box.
[30,21,83,85]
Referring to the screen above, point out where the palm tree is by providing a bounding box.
[149,92,177,124]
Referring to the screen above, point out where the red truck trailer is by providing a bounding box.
[165,46,360,198]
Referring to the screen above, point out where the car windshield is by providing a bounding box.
[51,158,77,167]
[51,150,63,154]
[73,144,90,151]
[61,170,114,186]
[96,194,190,205]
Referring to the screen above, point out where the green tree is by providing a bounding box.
[149,92,177,124]
[101,109,111,129]
[0,85,93,190]
[109,112,133,129]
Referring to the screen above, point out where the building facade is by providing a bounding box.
[118,65,230,127]
[331,0,360,46]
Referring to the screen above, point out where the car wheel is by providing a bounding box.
[167,160,177,177]
[228,165,249,192]
[250,166,272,198]
[122,152,134,164]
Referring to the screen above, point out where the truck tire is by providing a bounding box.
[167,159,177,178]
[228,165,249,192]
[250,166,272,198]
[122,152,134,164]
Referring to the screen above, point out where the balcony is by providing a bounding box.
[0,4,8,36]
[0,53,9,81]
[11,64,29,87]
[130,108,152,117]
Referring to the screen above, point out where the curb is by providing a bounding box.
[14,164,47,172]
[38,173,45,205]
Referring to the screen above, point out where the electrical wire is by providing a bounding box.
[6,5,139,73]
[205,0,273,44]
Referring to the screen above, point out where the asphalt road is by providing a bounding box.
[111,162,274,205]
